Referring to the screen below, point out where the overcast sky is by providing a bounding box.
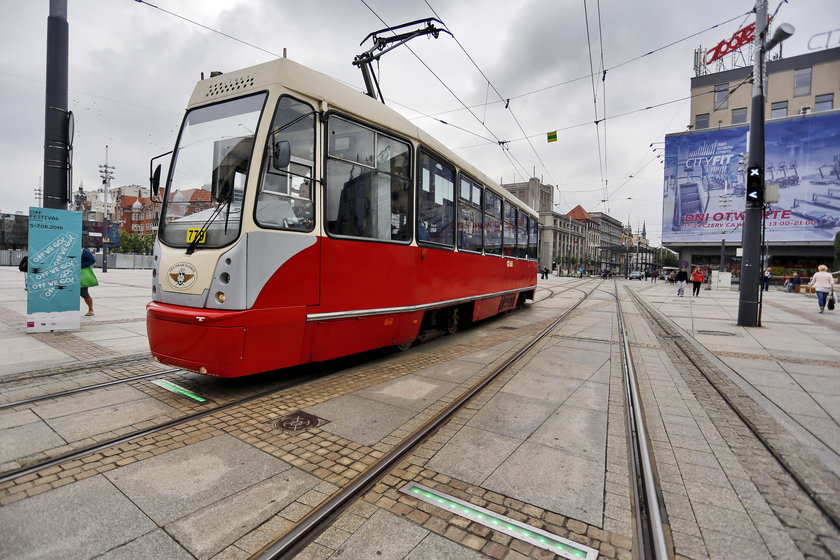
[1,0,836,245]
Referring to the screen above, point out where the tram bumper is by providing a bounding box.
[146,302,306,377]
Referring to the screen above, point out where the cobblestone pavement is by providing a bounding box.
[2,274,839,560]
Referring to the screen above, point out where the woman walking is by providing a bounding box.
[691,267,705,297]
[808,264,835,313]
[80,248,98,316]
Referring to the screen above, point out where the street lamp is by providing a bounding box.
[98,146,115,273]
[737,1,793,327]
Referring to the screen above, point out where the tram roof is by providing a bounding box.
[187,57,538,218]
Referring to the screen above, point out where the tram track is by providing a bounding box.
[0,287,583,488]
[253,281,609,559]
[626,286,840,555]
[253,279,681,560]
[0,368,184,411]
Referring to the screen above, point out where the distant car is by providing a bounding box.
[628,271,643,280]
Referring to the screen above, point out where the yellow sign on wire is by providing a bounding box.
[547,131,557,143]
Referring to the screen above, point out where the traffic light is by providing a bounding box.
[746,165,764,206]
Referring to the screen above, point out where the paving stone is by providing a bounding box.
[97,529,194,560]
[0,475,155,560]
[331,508,428,559]
[104,434,288,526]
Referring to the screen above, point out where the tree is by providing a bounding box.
[834,231,840,272]
[113,232,155,255]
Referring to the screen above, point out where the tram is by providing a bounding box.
[146,56,538,377]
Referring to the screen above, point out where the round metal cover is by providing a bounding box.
[272,411,326,432]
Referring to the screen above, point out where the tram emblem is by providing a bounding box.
[167,262,198,290]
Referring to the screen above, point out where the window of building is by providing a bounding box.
[815,93,834,112]
[457,174,482,253]
[731,107,747,124]
[793,67,812,97]
[770,101,788,119]
[714,83,729,110]
[325,115,411,241]
[483,190,502,256]
[417,151,455,247]
[695,113,710,129]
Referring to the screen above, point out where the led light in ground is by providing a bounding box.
[400,483,598,560]
[152,379,207,403]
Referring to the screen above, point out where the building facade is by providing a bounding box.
[691,47,839,130]
[665,45,840,278]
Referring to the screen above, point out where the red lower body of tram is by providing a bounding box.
[147,237,536,377]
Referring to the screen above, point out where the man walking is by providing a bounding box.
[675,266,688,297]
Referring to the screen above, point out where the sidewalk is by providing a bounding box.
[630,278,840,478]
[0,267,152,378]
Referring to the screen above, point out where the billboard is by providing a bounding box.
[662,111,840,244]
[26,207,82,332]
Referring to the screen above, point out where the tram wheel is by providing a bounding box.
[396,340,413,351]
[446,308,460,335]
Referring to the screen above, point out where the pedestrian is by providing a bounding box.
[18,255,28,291]
[675,266,688,297]
[690,267,705,296]
[808,264,835,313]
[80,248,98,317]
[790,272,801,293]
[763,268,772,291]
[652,269,659,283]
[578,267,584,278]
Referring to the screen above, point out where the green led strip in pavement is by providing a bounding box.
[400,483,598,560]
[152,379,206,403]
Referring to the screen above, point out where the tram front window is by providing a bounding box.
[159,93,266,249]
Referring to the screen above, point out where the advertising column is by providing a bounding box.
[26,207,82,332]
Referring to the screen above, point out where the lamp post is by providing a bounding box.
[737,0,793,327]
[98,146,115,273]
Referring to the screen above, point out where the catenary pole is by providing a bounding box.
[43,0,70,210]
[737,0,793,326]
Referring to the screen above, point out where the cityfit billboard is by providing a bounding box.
[662,111,840,244]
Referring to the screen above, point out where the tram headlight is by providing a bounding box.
[215,291,226,303]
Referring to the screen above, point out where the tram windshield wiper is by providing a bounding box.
[185,201,229,255]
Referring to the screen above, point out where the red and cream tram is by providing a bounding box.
[146,57,538,377]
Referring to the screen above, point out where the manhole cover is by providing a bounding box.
[272,411,328,432]
[696,330,737,337]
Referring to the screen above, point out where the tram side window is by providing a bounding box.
[516,212,528,259]
[417,151,455,247]
[457,175,483,253]
[326,116,410,242]
[256,96,315,231]
[483,190,502,256]
[528,216,538,260]
[502,203,516,257]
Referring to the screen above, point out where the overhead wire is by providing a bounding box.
[357,0,531,183]
[422,0,558,189]
[596,0,609,212]
[413,10,752,120]
[583,0,607,213]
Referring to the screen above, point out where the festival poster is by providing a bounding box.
[662,111,840,244]
[26,207,82,332]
